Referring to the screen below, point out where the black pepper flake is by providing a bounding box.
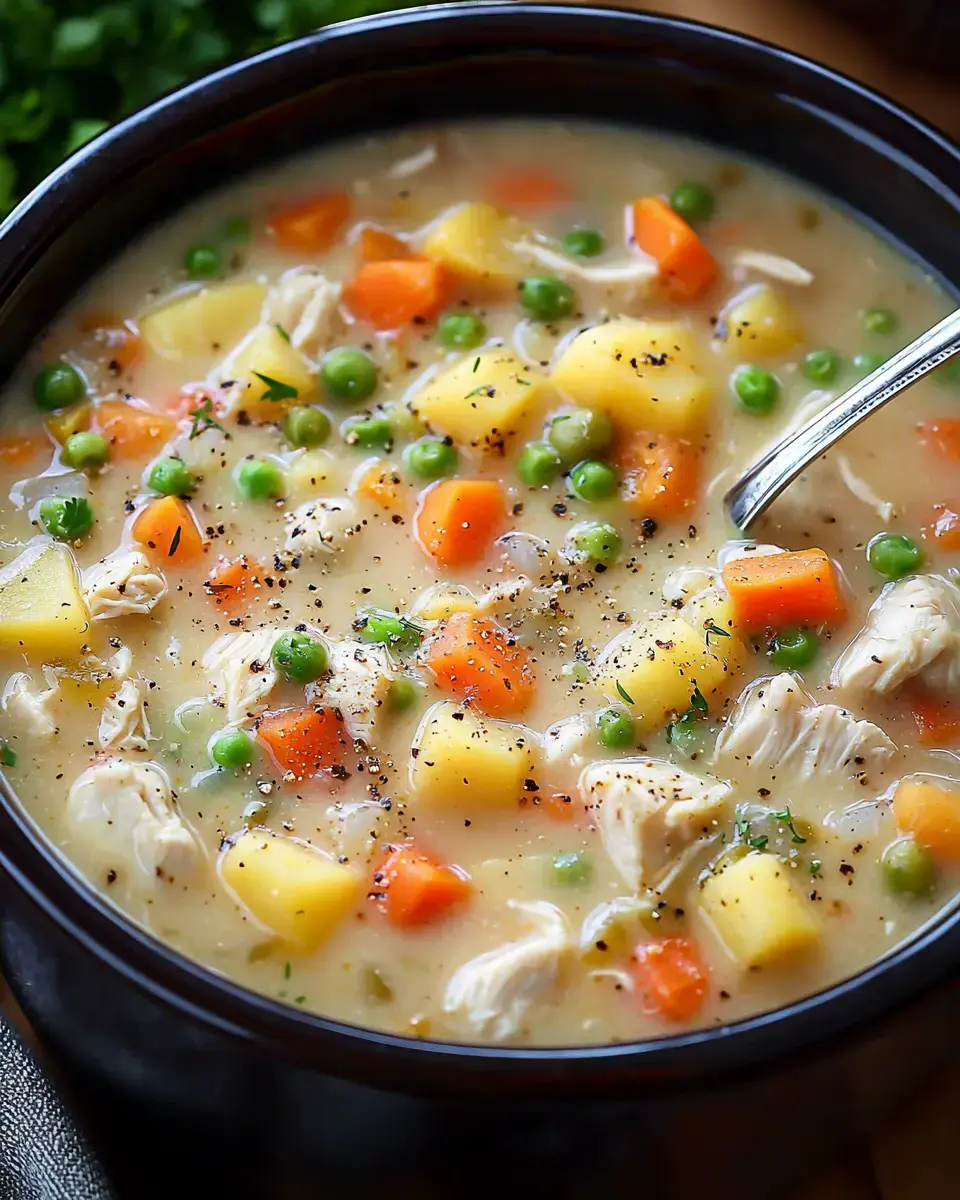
[551,502,567,516]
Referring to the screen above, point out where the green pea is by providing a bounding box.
[597,706,635,749]
[437,312,486,350]
[868,532,922,581]
[404,437,458,480]
[33,363,85,412]
[669,181,715,223]
[852,351,885,378]
[733,366,779,415]
[548,850,593,887]
[320,347,378,403]
[547,408,613,468]
[271,631,328,684]
[360,609,424,651]
[562,228,604,258]
[568,521,621,566]
[210,728,256,769]
[518,440,562,487]
[61,431,108,472]
[388,676,420,712]
[235,457,284,501]
[802,348,842,385]
[862,307,899,336]
[38,495,93,541]
[184,244,222,279]
[341,414,393,450]
[768,628,818,671]
[569,460,618,502]
[518,275,575,322]
[284,405,331,448]
[881,838,935,895]
[222,215,250,242]
[148,456,197,497]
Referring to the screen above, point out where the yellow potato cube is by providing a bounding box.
[219,830,361,952]
[0,541,89,657]
[551,319,711,435]
[140,281,266,362]
[286,449,338,500]
[716,284,804,361]
[412,350,545,449]
[593,610,746,732]
[423,202,526,289]
[412,584,479,621]
[218,324,317,421]
[410,701,538,810]
[701,851,820,968]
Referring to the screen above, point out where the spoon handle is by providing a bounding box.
[725,308,960,531]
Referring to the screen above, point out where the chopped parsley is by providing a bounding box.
[0,742,16,767]
[704,619,731,647]
[772,806,807,844]
[253,372,298,402]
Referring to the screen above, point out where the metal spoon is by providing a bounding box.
[724,308,960,531]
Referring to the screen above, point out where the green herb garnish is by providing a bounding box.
[689,685,708,715]
[253,372,298,403]
[188,397,226,440]
[772,806,807,844]
[275,324,291,343]
[168,524,182,557]
[0,742,16,767]
[615,681,634,705]
[704,619,731,647]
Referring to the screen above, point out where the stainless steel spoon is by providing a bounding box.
[724,308,960,531]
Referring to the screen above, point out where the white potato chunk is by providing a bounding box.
[66,760,198,885]
[261,267,342,359]
[311,639,394,744]
[83,549,167,620]
[832,574,960,695]
[202,629,280,724]
[582,758,731,893]
[98,677,151,752]
[284,498,362,556]
[1,671,59,738]
[442,900,571,1042]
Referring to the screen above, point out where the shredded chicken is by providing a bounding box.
[66,760,197,885]
[1,671,59,738]
[313,639,394,743]
[442,900,571,1042]
[98,677,151,752]
[508,235,656,296]
[202,629,280,723]
[83,549,167,620]
[715,672,896,786]
[582,758,731,893]
[731,249,814,285]
[284,498,362,556]
[832,574,960,695]
[261,271,342,359]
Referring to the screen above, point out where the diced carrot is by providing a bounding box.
[894,777,960,860]
[906,683,960,746]
[257,706,346,780]
[374,845,471,928]
[167,384,217,423]
[353,460,406,511]
[487,167,571,208]
[132,496,205,565]
[415,479,505,567]
[424,611,536,716]
[917,418,960,462]
[343,260,446,331]
[0,432,50,469]
[95,400,175,460]
[80,317,143,373]
[922,503,960,549]
[632,937,709,1022]
[266,192,351,253]
[205,555,264,615]
[722,548,845,630]
[45,402,92,445]
[619,430,699,521]
[357,226,415,264]
[631,196,718,301]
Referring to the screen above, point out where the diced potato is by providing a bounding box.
[593,609,746,732]
[286,448,338,500]
[0,541,89,657]
[219,829,361,952]
[140,281,266,362]
[715,284,804,361]
[701,852,819,968]
[423,202,526,289]
[412,350,544,449]
[45,402,91,445]
[218,324,317,420]
[410,700,538,810]
[412,583,479,621]
[551,319,711,435]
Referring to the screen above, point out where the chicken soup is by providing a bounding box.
[0,121,957,1046]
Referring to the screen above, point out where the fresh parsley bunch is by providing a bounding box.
[0,0,408,215]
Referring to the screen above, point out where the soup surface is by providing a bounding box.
[0,121,957,1046]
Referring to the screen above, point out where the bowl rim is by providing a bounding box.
[1,1,959,1087]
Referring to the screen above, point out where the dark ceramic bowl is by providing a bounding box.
[0,6,958,1197]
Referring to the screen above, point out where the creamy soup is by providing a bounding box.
[0,121,957,1046]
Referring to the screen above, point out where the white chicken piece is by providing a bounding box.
[313,639,394,744]
[442,900,571,1042]
[508,235,656,298]
[715,672,896,786]
[582,758,731,893]
[66,759,198,885]
[261,269,342,359]
[1,671,59,738]
[284,498,362,557]
[83,549,167,620]
[832,575,960,695]
[202,629,280,724]
[730,249,814,285]
[98,677,152,752]
[543,714,594,790]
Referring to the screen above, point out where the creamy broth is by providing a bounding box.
[0,120,957,1046]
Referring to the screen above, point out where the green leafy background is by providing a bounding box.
[0,0,410,215]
